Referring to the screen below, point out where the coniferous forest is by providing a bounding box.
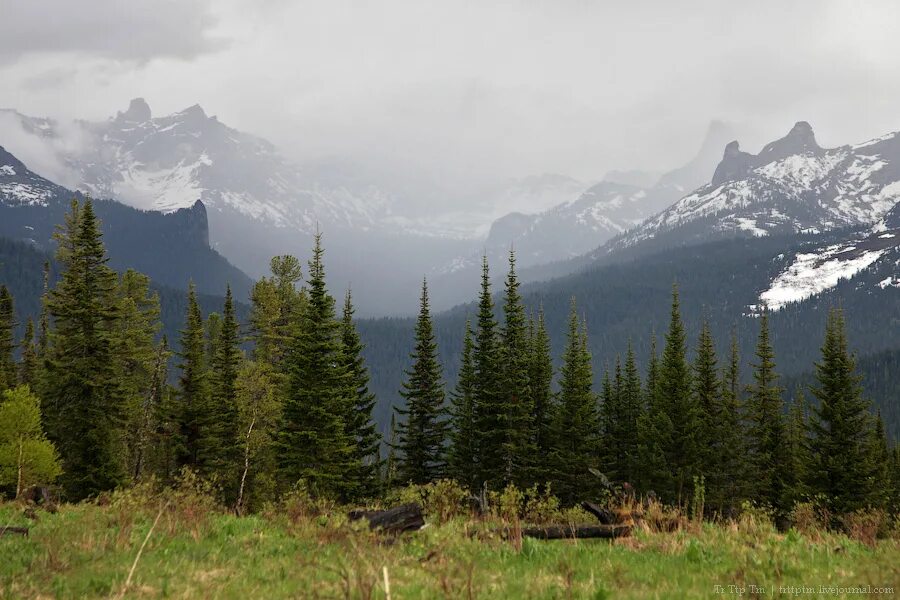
[1,198,897,524]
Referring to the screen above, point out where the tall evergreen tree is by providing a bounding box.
[0,285,15,391]
[746,309,790,513]
[718,331,748,512]
[495,250,535,486]
[528,307,555,483]
[472,256,502,488]
[448,319,478,489]
[692,320,721,505]
[806,308,878,513]
[784,389,809,508]
[619,342,643,485]
[277,233,354,498]
[340,289,381,499]
[172,282,214,473]
[42,199,125,499]
[395,279,447,485]
[657,285,698,503]
[637,332,670,495]
[210,286,242,492]
[18,318,38,388]
[549,299,599,505]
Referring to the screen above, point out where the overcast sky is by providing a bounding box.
[2,0,900,189]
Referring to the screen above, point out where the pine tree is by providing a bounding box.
[718,331,748,512]
[395,279,447,485]
[619,342,642,485]
[172,282,213,473]
[42,199,125,499]
[528,307,555,484]
[472,256,502,488]
[210,285,242,494]
[637,332,671,496]
[277,233,354,498]
[599,365,618,478]
[746,309,790,513]
[18,318,38,388]
[549,299,600,505]
[806,308,878,514]
[692,320,721,506]
[0,285,16,391]
[448,319,478,489]
[340,289,381,499]
[385,413,398,489]
[495,250,535,486]
[656,285,698,503]
[784,389,809,508]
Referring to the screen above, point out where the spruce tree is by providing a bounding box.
[550,299,600,505]
[528,307,555,483]
[448,319,478,489]
[495,250,535,486]
[472,256,502,487]
[0,285,15,391]
[42,199,125,499]
[637,332,671,496]
[784,389,809,508]
[619,342,642,485]
[599,365,618,478]
[340,289,381,499]
[172,282,214,473]
[395,279,447,485]
[210,286,242,493]
[692,320,721,505]
[718,331,748,512]
[657,285,698,503]
[18,318,38,388]
[278,233,354,498]
[746,309,790,513]
[806,308,878,513]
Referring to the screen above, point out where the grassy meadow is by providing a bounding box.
[0,483,898,599]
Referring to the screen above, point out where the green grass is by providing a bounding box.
[0,497,898,599]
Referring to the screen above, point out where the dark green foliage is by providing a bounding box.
[550,300,599,505]
[340,290,381,499]
[0,285,15,391]
[692,321,722,505]
[656,286,699,503]
[637,333,671,496]
[209,286,242,493]
[472,257,502,488]
[42,200,125,500]
[806,309,878,513]
[277,234,354,498]
[495,251,535,487]
[395,279,448,485]
[717,333,748,512]
[528,308,555,483]
[618,343,643,485]
[448,320,478,489]
[745,310,790,513]
[18,318,38,388]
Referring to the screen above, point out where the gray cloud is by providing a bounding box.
[0,0,226,63]
[0,0,899,214]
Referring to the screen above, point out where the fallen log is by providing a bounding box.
[519,524,631,540]
[0,526,29,537]
[580,501,616,525]
[348,503,425,534]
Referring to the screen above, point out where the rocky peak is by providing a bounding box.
[118,98,152,122]
[757,121,822,164]
[711,140,753,186]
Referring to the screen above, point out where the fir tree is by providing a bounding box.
[340,289,381,499]
[692,320,721,505]
[210,285,242,493]
[0,286,16,392]
[657,285,698,503]
[472,256,502,488]
[172,282,213,473]
[619,342,643,485]
[718,331,748,512]
[448,319,478,489]
[806,308,878,513]
[528,307,555,483]
[784,389,809,508]
[42,199,125,499]
[550,299,600,505]
[18,318,38,388]
[746,309,790,513]
[395,279,447,485]
[277,233,354,498]
[637,332,671,496]
[495,250,535,486]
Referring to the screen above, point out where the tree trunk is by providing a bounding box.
[580,501,616,524]
[235,417,255,516]
[16,440,23,499]
[519,524,631,540]
[348,503,424,533]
